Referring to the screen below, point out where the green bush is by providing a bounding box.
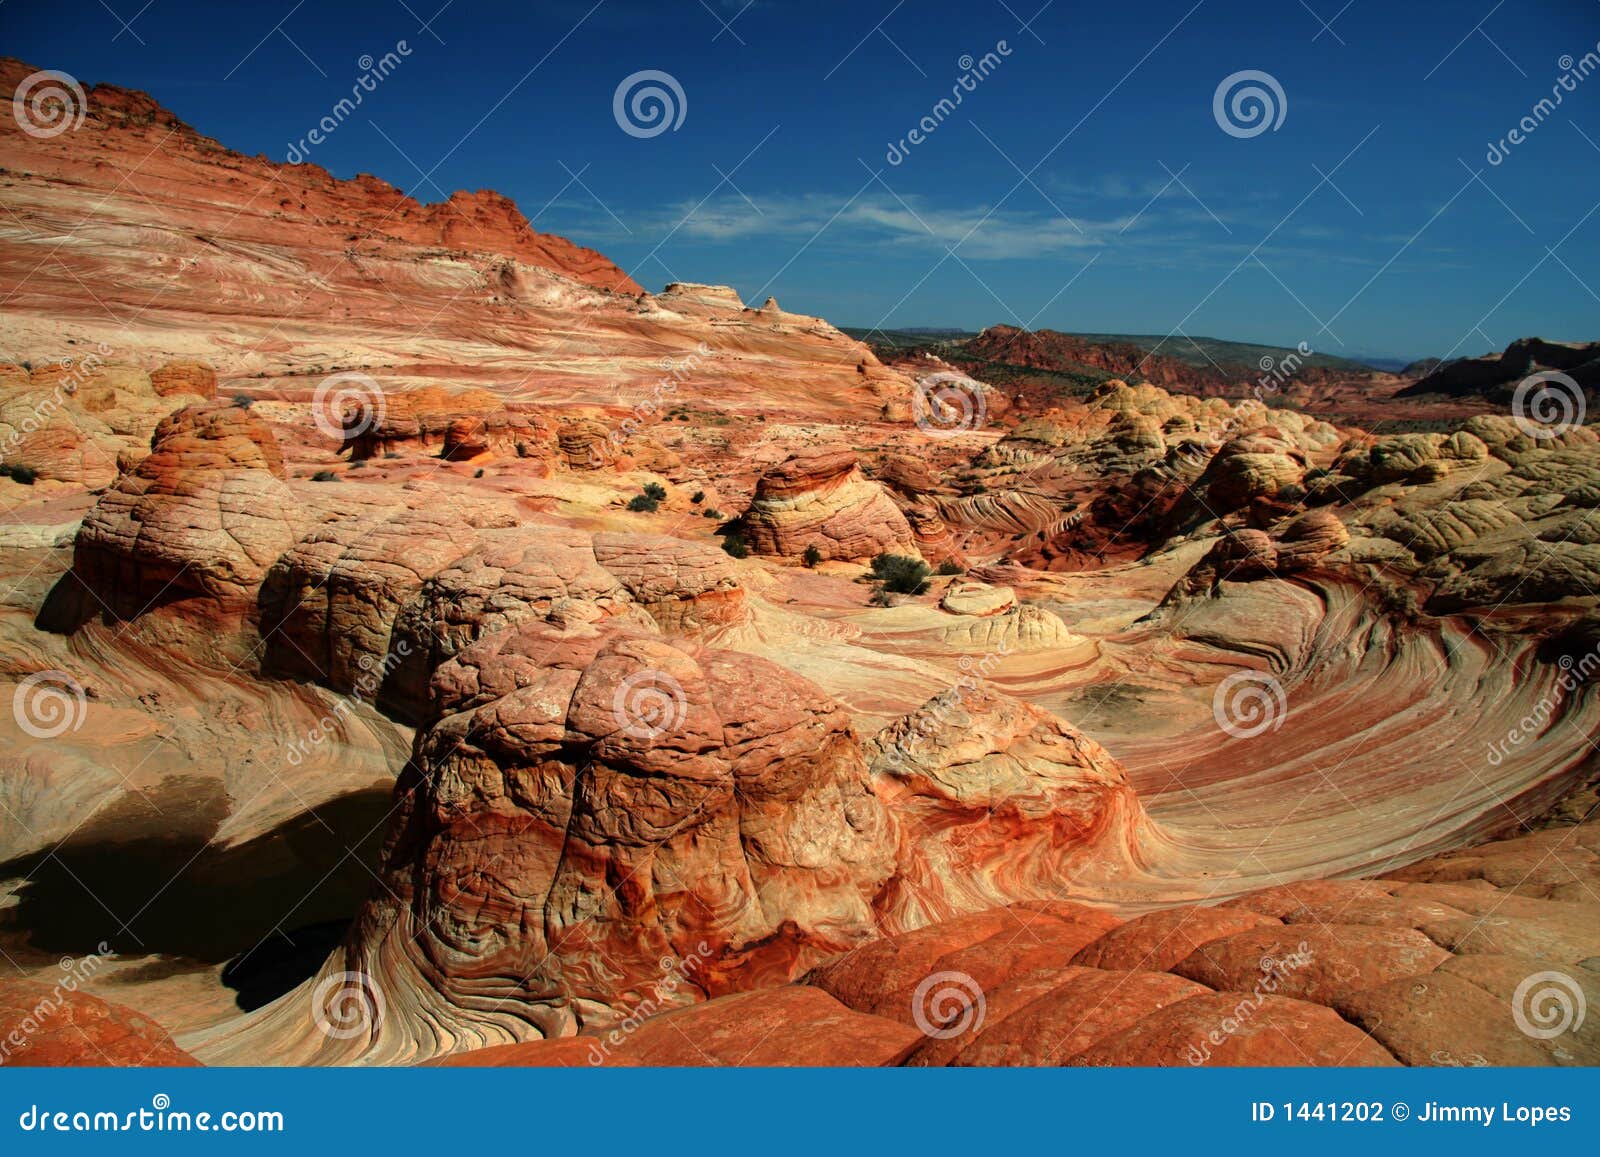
[2,463,38,485]
[935,559,964,575]
[311,470,339,482]
[627,493,660,513]
[802,544,823,568]
[691,490,705,504]
[703,509,723,519]
[642,481,668,501]
[871,553,931,595]
[720,531,749,558]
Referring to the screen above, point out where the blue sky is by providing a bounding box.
[7,0,1599,362]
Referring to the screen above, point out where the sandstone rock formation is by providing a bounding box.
[4,52,1599,1078]
[71,401,301,615]
[0,979,198,1067]
[0,360,214,490]
[741,449,919,562]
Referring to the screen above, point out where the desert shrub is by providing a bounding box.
[703,508,723,519]
[936,559,964,575]
[2,463,37,485]
[231,393,254,408]
[627,493,660,513]
[474,468,485,478]
[311,470,338,482]
[691,490,705,504]
[720,531,750,558]
[802,544,823,568]
[384,451,402,460]
[871,553,931,595]
[642,481,668,501]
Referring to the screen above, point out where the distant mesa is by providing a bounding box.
[1397,336,1600,400]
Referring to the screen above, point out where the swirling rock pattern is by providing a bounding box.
[741,449,919,562]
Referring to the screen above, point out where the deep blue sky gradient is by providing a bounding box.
[6,0,1599,361]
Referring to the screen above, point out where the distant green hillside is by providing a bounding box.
[843,327,1381,373]
[1061,333,1376,373]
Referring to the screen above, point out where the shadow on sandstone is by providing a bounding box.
[0,779,393,1010]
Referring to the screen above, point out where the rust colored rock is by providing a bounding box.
[0,361,210,489]
[0,980,198,1067]
[955,968,1211,1066]
[1274,508,1350,570]
[805,908,1027,1022]
[870,685,1149,929]
[74,401,300,612]
[341,386,549,461]
[1070,992,1399,1066]
[1333,973,1552,1066]
[148,360,217,398]
[581,986,921,1066]
[742,449,919,562]
[1071,906,1281,973]
[1435,954,1599,1065]
[258,490,520,711]
[903,967,1084,1067]
[592,531,747,632]
[918,910,1118,998]
[557,418,618,470]
[1170,923,1450,1007]
[323,625,896,1060]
